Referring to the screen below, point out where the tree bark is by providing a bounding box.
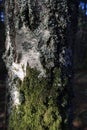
[4,0,78,130]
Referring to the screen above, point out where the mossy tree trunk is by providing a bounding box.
[4,0,78,130]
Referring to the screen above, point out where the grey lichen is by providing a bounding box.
[3,0,78,130]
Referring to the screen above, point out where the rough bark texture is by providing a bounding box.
[3,0,78,130]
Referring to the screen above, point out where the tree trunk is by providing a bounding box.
[3,0,78,130]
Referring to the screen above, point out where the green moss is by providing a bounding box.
[8,67,68,130]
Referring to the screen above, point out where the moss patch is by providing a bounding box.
[8,67,68,130]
